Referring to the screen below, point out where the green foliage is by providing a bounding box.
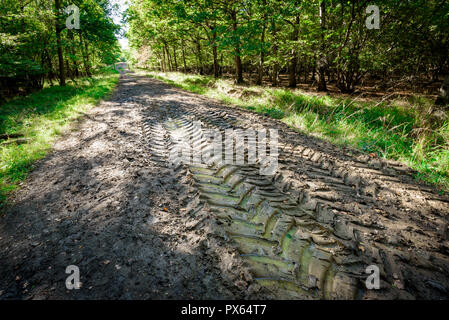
[0,0,121,102]
[127,0,448,93]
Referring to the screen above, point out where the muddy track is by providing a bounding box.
[1,72,448,300]
[138,73,449,300]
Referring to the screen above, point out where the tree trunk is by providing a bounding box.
[156,52,163,71]
[165,45,172,71]
[195,39,203,75]
[44,49,55,86]
[231,9,244,84]
[78,32,91,77]
[257,25,266,85]
[181,39,187,72]
[84,40,91,76]
[312,56,316,82]
[55,0,65,86]
[234,52,243,84]
[317,1,327,92]
[68,30,79,78]
[162,48,166,72]
[303,57,308,83]
[317,61,327,91]
[288,15,300,88]
[256,0,267,86]
[271,20,279,87]
[212,29,219,78]
[65,59,72,81]
[173,46,178,72]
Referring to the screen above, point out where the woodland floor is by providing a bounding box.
[0,65,448,300]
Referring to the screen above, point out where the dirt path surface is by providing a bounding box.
[1,69,449,300]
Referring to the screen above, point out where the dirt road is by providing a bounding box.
[1,71,448,300]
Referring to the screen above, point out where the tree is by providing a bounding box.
[316,0,327,91]
[0,0,120,101]
[54,0,65,86]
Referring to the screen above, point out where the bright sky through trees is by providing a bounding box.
[110,0,129,50]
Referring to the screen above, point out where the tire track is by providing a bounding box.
[140,75,449,299]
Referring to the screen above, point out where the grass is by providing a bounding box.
[142,70,449,193]
[0,69,119,208]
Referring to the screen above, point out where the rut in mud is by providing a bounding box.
[1,71,449,300]
[140,72,449,300]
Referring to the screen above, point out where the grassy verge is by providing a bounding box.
[142,70,449,193]
[0,70,119,208]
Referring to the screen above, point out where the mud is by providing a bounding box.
[0,71,265,300]
[1,70,448,300]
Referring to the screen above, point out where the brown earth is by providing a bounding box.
[0,67,448,300]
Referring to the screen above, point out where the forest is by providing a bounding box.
[127,0,449,98]
[0,0,120,103]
